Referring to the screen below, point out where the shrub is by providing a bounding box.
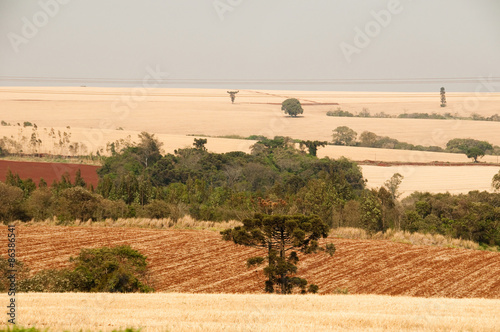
[0,183,26,222]
[15,246,153,293]
[334,287,349,294]
[326,108,354,117]
[95,198,128,220]
[55,187,100,221]
[18,269,85,293]
[0,257,29,292]
[71,245,153,293]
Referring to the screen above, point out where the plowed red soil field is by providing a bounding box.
[0,160,99,187]
[2,225,499,298]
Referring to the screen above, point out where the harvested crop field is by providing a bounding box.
[361,164,500,197]
[0,160,99,187]
[1,225,499,298]
[2,87,500,148]
[5,292,500,332]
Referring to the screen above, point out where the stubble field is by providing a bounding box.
[4,292,500,331]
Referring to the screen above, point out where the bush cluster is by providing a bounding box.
[1,245,153,293]
[326,108,500,123]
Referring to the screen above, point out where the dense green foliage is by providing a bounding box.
[1,133,499,248]
[332,126,357,146]
[401,191,500,246]
[446,138,493,162]
[221,214,335,294]
[93,135,365,224]
[281,98,304,117]
[299,140,327,157]
[2,246,153,293]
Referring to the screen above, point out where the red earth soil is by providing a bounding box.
[1,225,499,298]
[0,160,99,187]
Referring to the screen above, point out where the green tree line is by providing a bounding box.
[1,133,499,246]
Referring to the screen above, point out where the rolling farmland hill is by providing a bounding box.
[2,225,499,299]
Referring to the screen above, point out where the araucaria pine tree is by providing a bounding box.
[440,87,447,107]
[221,214,336,294]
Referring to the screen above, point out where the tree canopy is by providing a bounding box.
[300,140,327,157]
[281,98,304,117]
[332,126,357,146]
[446,138,493,162]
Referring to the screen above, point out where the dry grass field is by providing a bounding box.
[3,292,499,332]
[1,87,500,148]
[361,164,500,196]
[1,225,499,298]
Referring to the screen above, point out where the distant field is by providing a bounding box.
[361,165,500,197]
[1,87,499,194]
[1,87,500,149]
[2,225,499,298]
[6,292,500,332]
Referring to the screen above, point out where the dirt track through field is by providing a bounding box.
[2,226,499,298]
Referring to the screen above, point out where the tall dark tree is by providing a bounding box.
[440,87,447,107]
[74,169,86,188]
[193,138,208,151]
[300,140,327,157]
[281,98,304,117]
[221,214,335,294]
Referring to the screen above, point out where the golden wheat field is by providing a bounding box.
[2,292,499,332]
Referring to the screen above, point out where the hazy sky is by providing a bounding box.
[1,0,499,91]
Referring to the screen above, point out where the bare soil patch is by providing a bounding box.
[0,160,99,187]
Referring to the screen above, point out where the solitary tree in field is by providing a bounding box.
[221,214,335,294]
[446,138,492,163]
[300,140,327,157]
[332,126,357,146]
[227,90,239,103]
[440,87,447,107]
[281,98,304,117]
